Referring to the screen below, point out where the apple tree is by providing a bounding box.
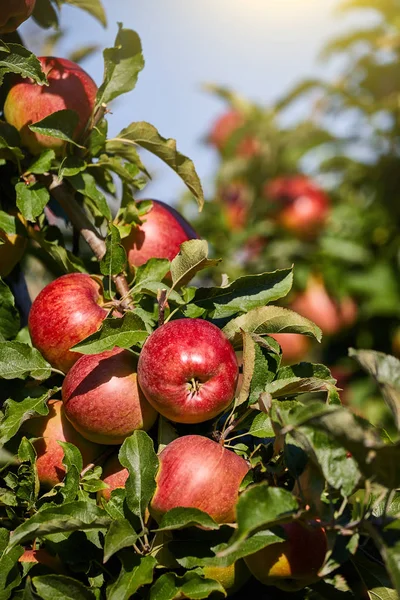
[0,1,398,598]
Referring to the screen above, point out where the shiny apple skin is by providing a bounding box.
[23,400,105,489]
[137,318,238,424]
[150,435,249,524]
[122,200,198,270]
[0,0,36,34]
[4,56,97,155]
[28,273,108,373]
[62,347,158,445]
[98,453,129,502]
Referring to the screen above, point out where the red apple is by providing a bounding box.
[150,435,249,524]
[269,333,311,364]
[209,110,260,157]
[4,56,97,155]
[292,276,357,336]
[23,400,105,489]
[98,453,128,502]
[245,520,327,589]
[137,318,238,424]
[62,347,158,445]
[218,181,250,230]
[28,273,108,373]
[122,200,198,270]
[265,175,330,238]
[0,0,36,34]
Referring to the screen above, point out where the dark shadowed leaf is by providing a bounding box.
[103,519,138,563]
[32,575,96,600]
[106,552,156,600]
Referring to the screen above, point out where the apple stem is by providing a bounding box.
[157,288,168,326]
[48,176,134,310]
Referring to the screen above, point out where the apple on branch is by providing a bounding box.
[137,318,239,424]
[28,273,109,373]
[0,0,36,34]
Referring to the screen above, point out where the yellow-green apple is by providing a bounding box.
[265,175,330,238]
[269,333,311,364]
[203,561,251,596]
[62,347,158,445]
[98,453,128,502]
[4,56,97,155]
[292,276,357,336]
[28,273,108,373]
[23,400,105,489]
[122,200,198,270]
[245,520,327,589]
[137,318,238,424]
[0,0,36,34]
[150,435,249,524]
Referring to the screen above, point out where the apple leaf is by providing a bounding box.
[0,538,23,600]
[15,182,51,223]
[103,519,139,563]
[106,552,156,600]
[9,502,111,548]
[194,268,293,319]
[134,258,171,287]
[170,240,220,289]
[349,348,400,430]
[0,342,52,380]
[0,43,47,85]
[222,306,322,348]
[0,122,24,162]
[58,441,83,502]
[64,0,107,26]
[32,0,59,28]
[28,226,87,274]
[108,122,205,210]
[0,386,58,445]
[25,150,56,175]
[156,508,219,532]
[32,575,97,600]
[96,156,144,188]
[72,312,148,354]
[100,224,127,277]
[29,109,83,147]
[58,156,87,178]
[67,172,111,221]
[148,571,225,600]
[0,279,20,340]
[248,412,275,438]
[353,554,398,600]
[0,211,18,235]
[118,431,159,520]
[96,26,144,108]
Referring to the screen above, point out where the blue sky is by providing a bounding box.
[24,0,359,202]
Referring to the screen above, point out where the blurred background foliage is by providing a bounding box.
[179,0,400,436]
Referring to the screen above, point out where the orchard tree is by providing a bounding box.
[0,1,398,599]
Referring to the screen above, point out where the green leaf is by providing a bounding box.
[0,387,57,445]
[106,553,156,600]
[103,519,138,563]
[32,575,96,600]
[28,226,86,274]
[134,258,170,286]
[108,121,205,209]
[32,0,59,28]
[118,431,159,520]
[170,240,220,288]
[0,541,23,600]
[72,312,148,354]
[0,211,18,235]
[223,306,322,348]
[58,156,87,178]
[96,26,144,107]
[157,508,219,532]
[0,43,47,85]
[64,0,107,26]
[9,501,110,548]
[100,224,127,277]
[349,349,400,430]
[194,268,293,319]
[29,110,82,147]
[149,571,225,600]
[248,412,275,438]
[68,172,111,221]
[15,182,50,222]
[25,150,56,175]
[0,342,51,380]
[0,279,20,340]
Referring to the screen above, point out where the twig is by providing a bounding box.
[157,288,168,327]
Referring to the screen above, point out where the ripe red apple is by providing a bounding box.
[23,400,105,489]
[292,276,357,336]
[4,56,97,155]
[209,110,259,157]
[203,561,251,596]
[98,453,128,502]
[245,520,327,589]
[269,333,311,364]
[122,200,198,270]
[62,347,158,445]
[217,181,250,230]
[137,318,238,424]
[0,0,36,34]
[265,175,330,238]
[28,273,108,373]
[150,435,249,524]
